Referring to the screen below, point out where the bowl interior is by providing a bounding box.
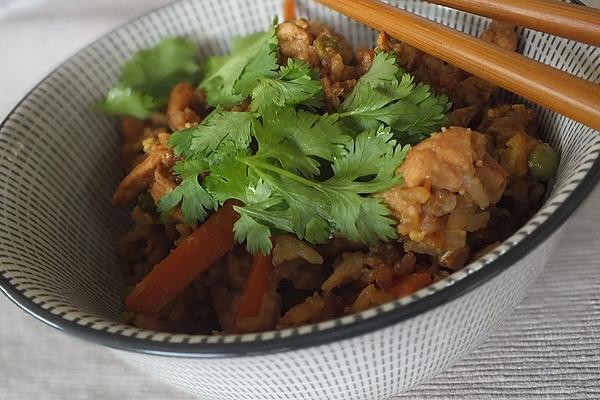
[0,0,598,352]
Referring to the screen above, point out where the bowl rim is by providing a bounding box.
[0,0,598,358]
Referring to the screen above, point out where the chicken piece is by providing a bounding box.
[399,127,507,206]
[277,19,320,68]
[312,27,355,81]
[112,146,174,206]
[355,48,375,76]
[380,127,507,261]
[167,82,204,132]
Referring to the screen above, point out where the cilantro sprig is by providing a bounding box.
[97,37,201,119]
[338,51,451,142]
[103,22,451,254]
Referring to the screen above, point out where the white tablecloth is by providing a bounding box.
[0,1,598,399]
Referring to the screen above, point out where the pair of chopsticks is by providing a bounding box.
[314,0,600,132]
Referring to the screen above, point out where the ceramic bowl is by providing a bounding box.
[0,0,598,399]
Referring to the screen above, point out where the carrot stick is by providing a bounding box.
[283,0,297,21]
[235,252,274,321]
[387,272,433,298]
[126,200,241,315]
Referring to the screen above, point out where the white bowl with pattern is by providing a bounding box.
[0,0,598,399]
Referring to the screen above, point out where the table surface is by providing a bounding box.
[1,1,599,399]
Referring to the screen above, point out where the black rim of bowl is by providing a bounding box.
[0,0,598,358]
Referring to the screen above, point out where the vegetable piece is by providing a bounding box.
[253,108,349,178]
[250,58,323,113]
[387,272,433,298]
[157,157,216,224]
[337,51,450,142]
[200,25,279,107]
[97,86,160,119]
[235,252,274,321]
[283,0,297,21]
[528,143,559,181]
[125,200,241,315]
[169,107,257,158]
[98,37,200,118]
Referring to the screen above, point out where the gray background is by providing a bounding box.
[0,1,598,399]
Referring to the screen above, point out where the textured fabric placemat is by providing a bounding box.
[0,1,598,399]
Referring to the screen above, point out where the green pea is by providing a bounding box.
[528,143,559,181]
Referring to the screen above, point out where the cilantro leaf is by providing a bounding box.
[204,150,271,204]
[250,58,323,113]
[169,107,256,157]
[338,51,450,140]
[120,37,200,98]
[322,129,410,242]
[201,26,278,107]
[233,212,274,255]
[327,127,409,193]
[234,31,279,97]
[98,37,200,118]
[232,204,296,255]
[254,109,350,178]
[157,157,215,224]
[248,164,333,244]
[339,51,405,113]
[96,85,161,119]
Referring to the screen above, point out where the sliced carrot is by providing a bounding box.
[235,252,274,321]
[126,200,241,315]
[387,272,433,299]
[283,0,297,21]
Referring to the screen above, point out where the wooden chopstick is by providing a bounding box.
[427,0,600,46]
[315,0,600,132]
